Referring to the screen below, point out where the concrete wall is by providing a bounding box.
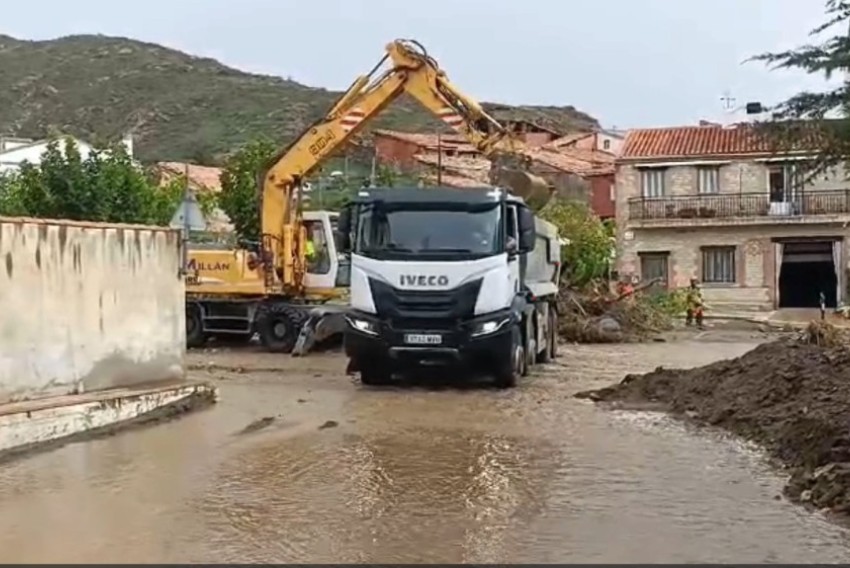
[0,217,185,404]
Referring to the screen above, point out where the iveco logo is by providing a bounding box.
[400,274,450,287]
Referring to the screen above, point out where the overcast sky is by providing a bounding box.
[0,0,840,129]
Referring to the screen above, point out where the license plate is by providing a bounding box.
[404,333,442,345]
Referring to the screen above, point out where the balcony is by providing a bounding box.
[627,190,850,227]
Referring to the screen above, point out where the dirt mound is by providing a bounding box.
[557,281,676,343]
[576,325,850,515]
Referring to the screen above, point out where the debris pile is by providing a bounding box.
[576,322,850,515]
[557,279,679,343]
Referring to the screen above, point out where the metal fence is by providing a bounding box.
[628,190,850,221]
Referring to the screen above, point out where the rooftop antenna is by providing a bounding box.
[720,90,737,112]
[719,90,740,128]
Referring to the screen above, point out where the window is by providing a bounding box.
[697,166,720,194]
[640,168,665,198]
[701,246,736,283]
[767,163,802,203]
[304,220,331,274]
[603,139,611,151]
[639,252,669,287]
[355,204,503,258]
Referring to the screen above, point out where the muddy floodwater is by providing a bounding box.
[1,330,850,563]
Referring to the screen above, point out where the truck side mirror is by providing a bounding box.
[335,205,352,253]
[517,206,536,253]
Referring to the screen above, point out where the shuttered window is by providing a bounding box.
[701,246,736,283]
[640,168,665,198]
[697,166,720,194]
[639,252,670,287]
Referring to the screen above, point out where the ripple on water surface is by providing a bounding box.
[199,425,557,563]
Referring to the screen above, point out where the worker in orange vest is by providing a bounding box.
[685,278,705,330]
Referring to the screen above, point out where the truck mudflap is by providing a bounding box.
[291,305,348,357]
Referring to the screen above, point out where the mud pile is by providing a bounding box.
[577,323,850,515]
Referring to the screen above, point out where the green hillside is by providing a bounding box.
[0,33,599,163]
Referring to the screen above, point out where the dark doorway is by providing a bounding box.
[778,241,838,308]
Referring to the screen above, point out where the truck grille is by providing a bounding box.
[369,277,482,326]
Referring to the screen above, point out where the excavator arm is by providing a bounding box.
[385,39,552,210]
[259,38,552,295]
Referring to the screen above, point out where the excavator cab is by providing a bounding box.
[301,211,340,291]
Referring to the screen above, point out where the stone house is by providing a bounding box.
[615,123,850,313]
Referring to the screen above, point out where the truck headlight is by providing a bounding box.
[345,316,378,336]
[470,317,509,338]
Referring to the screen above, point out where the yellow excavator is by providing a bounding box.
[185,39,553,354]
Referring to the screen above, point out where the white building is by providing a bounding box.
[0,134,134,174]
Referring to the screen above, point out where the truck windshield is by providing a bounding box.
[355,203,502,259]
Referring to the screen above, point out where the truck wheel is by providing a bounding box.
[494,326,523,389]
[360,363,392,386]
[537,310,555,364]
[255,303,304,353]
[186,305,207,349]
[523,331,535,376]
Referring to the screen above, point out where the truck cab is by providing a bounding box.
[336,186,552,388]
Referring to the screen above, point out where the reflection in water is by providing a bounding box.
[201,426,552,563]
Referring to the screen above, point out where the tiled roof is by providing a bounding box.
[421,173,493,189]
[619,123,820,160]
[528,148,615,176]
[373,129,477,152]
[542,132,593,150]
[415,147,614,180]
[414,153,492,183]
[156,162,223,192]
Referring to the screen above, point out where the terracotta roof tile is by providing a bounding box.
[414,153,491,182]
[619,124,820,160]
[156,161,223,192]
[373,129,476,153]
[527,148,614,176]
[421,173,493,188]
[415,146,614,180]
[542,132,593,150]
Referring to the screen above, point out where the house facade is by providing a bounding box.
[615,123,850,313]
[545,130,625,156]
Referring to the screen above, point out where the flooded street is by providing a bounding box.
[1,331,849,563]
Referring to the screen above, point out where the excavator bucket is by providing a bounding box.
[291,304,349,357]
[490,167,554,213]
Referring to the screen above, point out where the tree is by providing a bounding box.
[217,138,277,242]
[750,0,850,176]
[0,137,190,225]
[539,200,613,288]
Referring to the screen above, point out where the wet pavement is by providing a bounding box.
[1,329,850,563]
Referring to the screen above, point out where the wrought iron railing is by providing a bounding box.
[628,190,850,221]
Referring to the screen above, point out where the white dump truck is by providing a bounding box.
[336,186,562,388]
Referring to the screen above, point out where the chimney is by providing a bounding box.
[122,133,134,158]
